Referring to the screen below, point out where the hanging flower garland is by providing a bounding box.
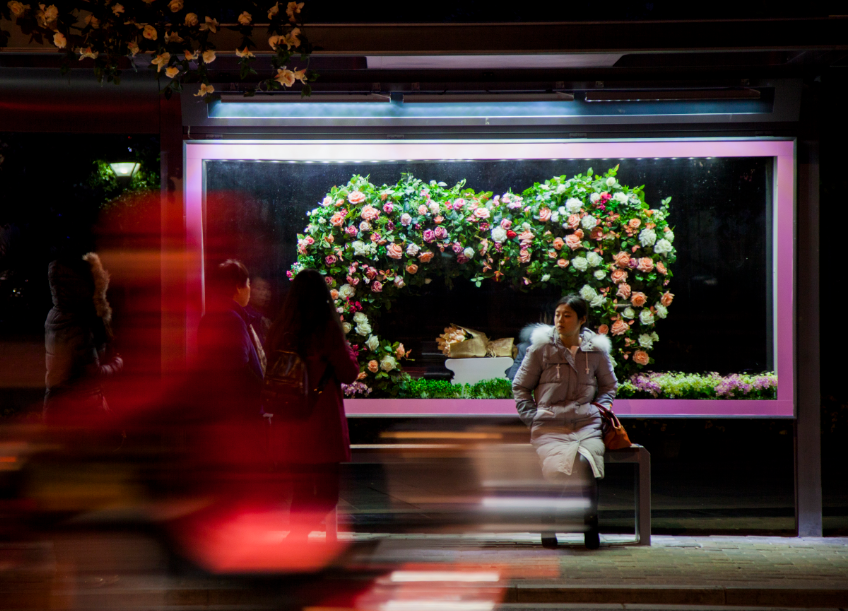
[291,169,677,397]
[0,1,315,99]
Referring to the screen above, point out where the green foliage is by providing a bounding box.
[398,377,514,399]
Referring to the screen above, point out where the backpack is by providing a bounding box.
[260,349,333,422]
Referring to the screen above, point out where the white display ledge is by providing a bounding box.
[444,357,514,385]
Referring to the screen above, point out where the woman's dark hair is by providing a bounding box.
[208,259,249,300]
[266,269,343,356]
[556,294,589,327]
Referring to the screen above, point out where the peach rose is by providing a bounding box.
[330,213,345,227]
[548,250,557,259]
[387,243,403,259]
[330,289,339,300]
[565,234,582,250]
[614,251,631,268]
[367,360,379,373]
[553,237,565,251]
[628,218,641,229]
[611,319,629,336]
[348,191,366,205]
[396,343,406,359]
[557,258,569,268]
[360,205,380,221]
[567,214,580,229]
[637,257,654,273]
[616,283,631,299]
[590,227,605,240]
[518,249,531,263]
[539,207,551,222]
[406,264,418,274]
[611,269,628,284]
[661,291,674,307]
[631,292,647,307]
[474,207,491,219]
[418,252,434,263]
[418,205,428,215]
[656,261,668,275]
[574,229,584,239]
[633,350,650,366]
[597,324,609,335]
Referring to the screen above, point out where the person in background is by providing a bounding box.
[244,275,273,346]
[196,259,265,420]
[44,252,123,426]
[265,269,360,542]
[512,294,617,550]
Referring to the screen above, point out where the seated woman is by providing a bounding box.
[511,294,617,549]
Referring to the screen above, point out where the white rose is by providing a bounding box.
[463,247,475,259]
[355,322,372,336]
[406,243,420,256]
[353,311,368,324]
[342,322,352,334]
[581,215,598,230]
[572,257,589,272]
[429,202,440,215]
[586,251,603,267]
[589,193,601,204]
[590,295,606,308]
[639,228,657,247]
[522,222,532,230]
[380,355,398,372]
[622,307,636,319]
[606,177,616,187]
[654,238,673,255]
[640,310,655,325]
[551,212,560,223]
[655,304,668,319]
[352,241,367,256]
[579,285,597,301]
[651,332,659,341]
[628,194,641,206]
[566,198,583,213]
[664,230,675,243]
[359,221,371,232]
[491,226,507,243]
[638,334,654,349]
[614,192,628,204]
[541,274,551,282]
[400,213,412,226]
[594,270,606,280]
[339,284,356,299]
[365,335,380,351]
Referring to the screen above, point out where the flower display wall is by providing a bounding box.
[291,169,677,397]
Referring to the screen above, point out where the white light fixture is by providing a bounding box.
[109,162,140,179]
[402,92,574,103]
[219,93,391,104]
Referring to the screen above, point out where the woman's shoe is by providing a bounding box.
[541,532,558,549]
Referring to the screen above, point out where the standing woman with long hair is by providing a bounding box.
[265,269,360,541]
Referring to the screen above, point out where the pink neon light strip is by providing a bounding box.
[184,139,795,417]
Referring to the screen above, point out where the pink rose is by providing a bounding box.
[418,252,434,263]
[553,237,565,251]
[557,258,569,268]
[394,276,404,288]
[361,205,380,221]
[434,226,448,240]
[518,249,531,264]
[380,192,388,201]
[616,283,632,299]
[518,230,535,246]
[325,255,337,265]
[633,350,650,366]
[453,198,466,209]
[406,264,418,274]
[346,275,360,286]
[418,205,428,215]
[365,267,377,279]
[613,251,631,268]
[383,202,394,214]
[500,219,512,229]
[611,269,628,284]
[661,291,674,307]
[628,218,642,229]
[434,215,444,224]
[637,257,654,273]
[324,235,334,244]
[456,254,470,264]
[539,207,551,222]
[348,191,366,205]
[656,262,668,275]
[423,229,435,243]
[567,214,580,229]
[368,360,379,373]
[322,196,333,206]
[452,242,463,254]
[590,227,604,240]
[565,234,582,250]
[628,258,639,269]
[305,237,315,245]
[400,213,412,226]
[474,207,490,219]
[631,292,647,307]
[597,324,609,335]
[336,199,345,207]
[386,243,403,259]
[371,281,383,293]
[396,343,405,359]
[612,319,629,336]
[345,226,358,237]
[331,213,345,227]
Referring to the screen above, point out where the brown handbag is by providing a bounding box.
[592,402,633,450]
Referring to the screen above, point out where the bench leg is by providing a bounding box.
[635,450,651,546]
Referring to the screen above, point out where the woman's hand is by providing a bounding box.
[534,407,556,421]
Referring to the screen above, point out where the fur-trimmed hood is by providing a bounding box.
[528,324,612,354]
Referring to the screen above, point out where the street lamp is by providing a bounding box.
[108,161,140,182]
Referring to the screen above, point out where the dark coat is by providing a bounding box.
[273,321,360,464]
[196,300,265,421]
